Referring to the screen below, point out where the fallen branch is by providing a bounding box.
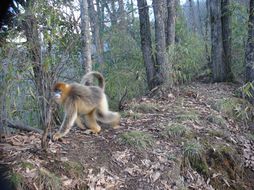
[6,119,43,134]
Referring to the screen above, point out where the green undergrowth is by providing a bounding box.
[121,110,142,120]
[20,162,34,170]
[10,172,25,189]
[119,130,154,149]
[175,111,200,122]
[212,97,254,122]
[63,161,84,178]
[206,114,228,128]
[183,139,208,175]
[246,133,254,141]
[161,123,191,140]
[206,128,227,138]
[130,102,159,114]
[37,168,61,190]
[181,136,246,189]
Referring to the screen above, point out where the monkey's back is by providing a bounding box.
[65,83,103,113]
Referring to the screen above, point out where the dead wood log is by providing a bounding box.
[6,119,43,134]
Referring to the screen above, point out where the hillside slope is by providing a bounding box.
[1,82,254,190]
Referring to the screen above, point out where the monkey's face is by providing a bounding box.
[53,89,62,104]
[52,82,69,104]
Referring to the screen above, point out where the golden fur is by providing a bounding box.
[52,72,120,141]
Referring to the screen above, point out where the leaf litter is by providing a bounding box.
[0,82,254,189]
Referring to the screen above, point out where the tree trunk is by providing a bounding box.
[105,0,117,26]
[221,0,233,81]
[0,56,8,140]
[88,0,104,66]
[23,13,49,125]
[189,0,198,33]
[80,0,92,73]
[245,0,254,84]
[205,0,211,68]
[153,0,172,85]
[130,0,135,25]
[137,0,156,90]
[210,0,233,82]
[165,0,176,46]
[97,0,105,33]
[210,0,225,82]
[197,0,203,36]
[118,0,127,30]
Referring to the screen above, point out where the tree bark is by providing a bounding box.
[88,0,104,66]
[23,12,50,125]
[118,0,127,30]
[197,0,203,36]
[137,0,156,90]
[130,0,135,25]
[80,0,92,73]
[189,0,198,33]
[221,0,233,81]
[210,0,224,82]
[105,0,117,26]
[210,0,233,82]
[205,0,211,68]
[165,0,176,46]
[97,0,105,33]
[153,0,172,85]
[0,55,8,140]
[245,0,254,84]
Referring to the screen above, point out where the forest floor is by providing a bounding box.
[1,82,254,190]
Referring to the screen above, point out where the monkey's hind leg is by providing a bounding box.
[85,110,101,134]
[75,116,86,129]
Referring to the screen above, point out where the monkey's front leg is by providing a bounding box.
[53,108,77,141]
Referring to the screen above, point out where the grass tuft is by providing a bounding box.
[38,168,61,190]
[163,123,187,138]
[131,102,158,113]
[10,172,24,189]
[183,140,208,175]
[63,161,83,178]
[120,130,154,149]
[175,112,199,121]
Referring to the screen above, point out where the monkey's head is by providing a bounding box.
[52,82,70,104]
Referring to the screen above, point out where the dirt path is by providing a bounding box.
[1,82,254,190]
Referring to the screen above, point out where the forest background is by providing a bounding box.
[0,0,252,131]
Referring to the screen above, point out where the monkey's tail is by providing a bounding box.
[80,71,105,91]
[96,111,120,125]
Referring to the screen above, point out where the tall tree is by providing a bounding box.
[88,0,104,66]
[221,0,233,81]
[105,0,117,26]
[80,0,92,73]
[245,0,254,88]
[137,0,156,89]
[210,0,232,82]
[205,0,211,67]
[197,0,203,35]
[153,0,172,85]
[23,12,50,125]
[165,0,176,46]
[189,0,198,33]
[118,0,127,30]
